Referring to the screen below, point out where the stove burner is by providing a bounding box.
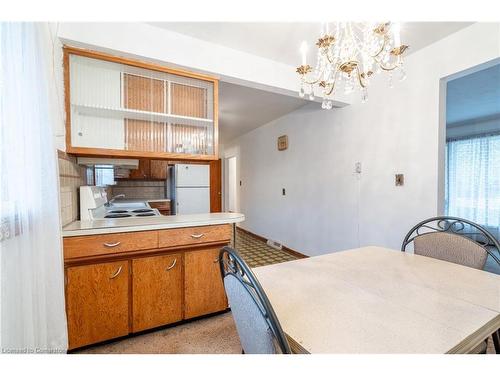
[132,209,154,213]
[135,213,156,217]
[108,210,128,213]
[104,213,132,218]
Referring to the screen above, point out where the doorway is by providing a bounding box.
[444,62,500,229]
[442,60,500,273]
[225,156,237,213]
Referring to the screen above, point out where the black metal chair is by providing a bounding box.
[402,216,500,354]
[219,246,292,354]
[401,216,500,268]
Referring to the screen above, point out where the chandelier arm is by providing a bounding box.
[356,66,367,88]
[371,35,388,58]
[302,78,322,85]
[372,53,401,71]
[326,83,335,95]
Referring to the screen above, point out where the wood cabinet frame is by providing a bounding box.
[63,46,219,161]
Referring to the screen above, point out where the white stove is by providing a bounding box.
[79,186,161,221]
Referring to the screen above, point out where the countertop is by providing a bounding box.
[62,212,245,237]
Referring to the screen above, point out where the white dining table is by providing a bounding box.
[252,246,500,354]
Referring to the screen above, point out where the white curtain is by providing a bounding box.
[0,23,68,352]
[445,134,500,233]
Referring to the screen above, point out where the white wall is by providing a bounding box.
[225,23,500,256]
[46,23,66,150]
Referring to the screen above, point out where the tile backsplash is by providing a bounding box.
[110,180,165,200]
[58,151,89,226]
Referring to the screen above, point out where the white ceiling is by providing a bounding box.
[148,22,474,142]
[150,22,473,67]
[219,82,307,143]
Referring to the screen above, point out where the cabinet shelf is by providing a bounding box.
[72,104,213,128]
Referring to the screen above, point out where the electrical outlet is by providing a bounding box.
[282,188,286,196]
[355,162,362,174]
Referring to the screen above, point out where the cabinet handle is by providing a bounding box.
[109,266,123,279]
[213,257,219,264]
[190,233,204,239]
[166,258,177,271]
[103,241,121,248]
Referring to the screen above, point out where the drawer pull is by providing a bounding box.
[103,241,121,248]
[190,233,204,239]
[109,266,123,279]
[166,258,177,271]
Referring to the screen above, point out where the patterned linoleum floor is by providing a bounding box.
[234,228,298,267]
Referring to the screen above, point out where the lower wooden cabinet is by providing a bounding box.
[132,253,183,332]
[64,225,232,349]
[66,261,129,349]
[184,247,228,319]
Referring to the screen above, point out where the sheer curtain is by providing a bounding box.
[0,23,67,352]
[445,133,500,234]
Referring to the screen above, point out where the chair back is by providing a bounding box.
[219,246,291,354]
[401,216,500,269]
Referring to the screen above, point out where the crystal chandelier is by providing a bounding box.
[296,22,409,109]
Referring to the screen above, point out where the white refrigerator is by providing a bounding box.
[168,164,210,215]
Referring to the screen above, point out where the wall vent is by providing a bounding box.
[266,239,283,250]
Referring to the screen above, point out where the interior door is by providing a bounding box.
[210,159,222,212]
[184,247,228,319]
[66,261,129,349]
[132,253,183,332]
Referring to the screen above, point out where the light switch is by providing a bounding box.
[395,174,404,186]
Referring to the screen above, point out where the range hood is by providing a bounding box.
[77,157,139,170]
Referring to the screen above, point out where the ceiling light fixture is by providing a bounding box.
[297,22,409,109]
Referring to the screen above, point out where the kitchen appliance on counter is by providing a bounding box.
[167,164,210,215]
[79,186,161,220]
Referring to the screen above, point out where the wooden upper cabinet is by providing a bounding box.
[66,261,129,349]
[64,47,218,160]
[149,160,169,180]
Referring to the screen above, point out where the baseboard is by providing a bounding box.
[237,227,309,259]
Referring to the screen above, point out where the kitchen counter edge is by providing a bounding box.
[62,213,245,237]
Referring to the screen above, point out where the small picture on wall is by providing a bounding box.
[277,135,288,151]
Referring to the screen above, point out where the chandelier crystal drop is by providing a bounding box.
[296,22,409,108]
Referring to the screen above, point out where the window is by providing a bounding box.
[445,133,500,228]
[94,165,115,187]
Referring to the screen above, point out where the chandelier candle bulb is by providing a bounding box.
[393,22,401,46]
[300,41,308,66]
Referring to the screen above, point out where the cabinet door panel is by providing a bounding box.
[132,254,183,332]
[184,247,227,319]
[150,160,169,180]
[66,261,129,349]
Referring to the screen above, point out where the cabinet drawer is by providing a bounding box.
[158,224,231,248]
[64,231,158,259]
